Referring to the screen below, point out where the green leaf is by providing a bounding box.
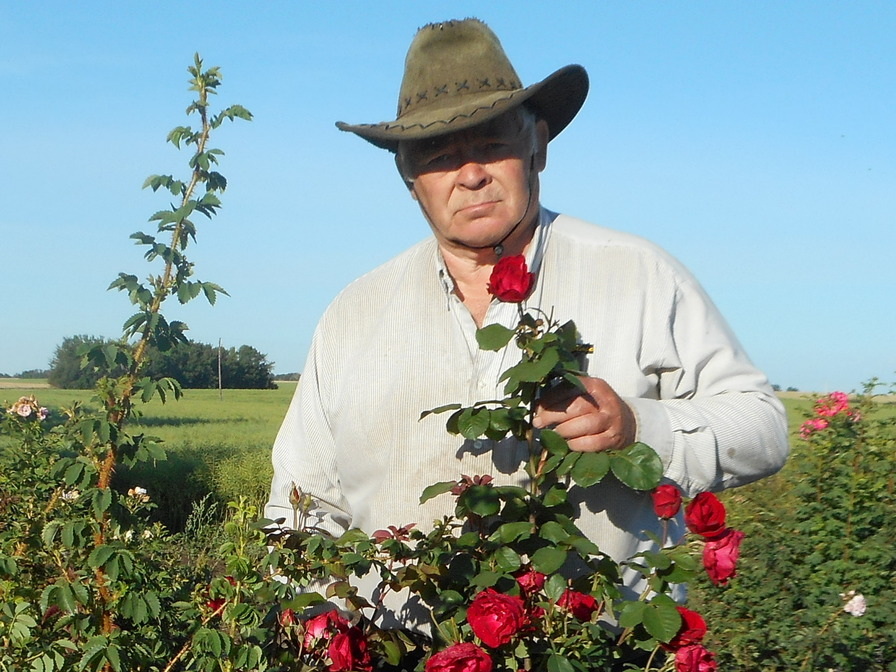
[547,653,575,672]
[539,429,570,456]
[419,403,462,420]
[618,600,647,628]
[542,484,568,508]
[539,521,570,544]
[88,545,116,569]
[544,573,567,601]
[609,442,663,490]
[570,451,611,487]
[457,407,490,439]
[492,521,533,544]
[419,480,456,504]
[476,323,516,351]
[642,602,682,642]
[460,485,500,517]
[494,546,522,573]
[530,546,567,574]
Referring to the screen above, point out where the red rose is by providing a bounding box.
[514,567,546,596]
[327,627,372,672]
[652,484,683,519]
[487,255,534,303]
[703,528,745,586]
[684,492,727,539]
[426,642,493,672]
[674,644,718,672]
[466,588,527,648]
[303,610,349,648]
[557,589,600,622]
[664,607,707,649]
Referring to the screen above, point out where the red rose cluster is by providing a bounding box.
[684,491,745,587]
[298,610,372,672]
[487,255,535,303]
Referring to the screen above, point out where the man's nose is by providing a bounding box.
[455,157,490,189]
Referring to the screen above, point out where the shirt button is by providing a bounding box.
[473,439,484,449]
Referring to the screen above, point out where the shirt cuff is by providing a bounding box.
[625,396,674,471]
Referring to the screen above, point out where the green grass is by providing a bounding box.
[2,381,296,530]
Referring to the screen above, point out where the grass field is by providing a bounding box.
[2,378,888,529]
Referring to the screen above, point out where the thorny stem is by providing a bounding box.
[92,67,214,646]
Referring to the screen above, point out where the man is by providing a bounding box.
[266,18,788,623]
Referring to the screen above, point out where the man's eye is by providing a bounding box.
[425,153,453,167]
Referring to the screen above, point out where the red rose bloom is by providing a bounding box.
[487,255,534,303]
[557,589,600,622]
[674,644,718,672]
[652,484,683,519]
[303,610,349,649]
[327,627,372,672]
[467,588,527,648]
[684,492,727,539]
[703,528,745,586]
[664,607,707,649]
[425,642,493,672]
[514,567,546,596]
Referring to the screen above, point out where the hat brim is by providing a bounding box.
[336,64,589,152]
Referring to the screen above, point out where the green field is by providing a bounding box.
[0,380,881,530]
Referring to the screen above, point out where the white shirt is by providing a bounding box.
[266,209,788,608]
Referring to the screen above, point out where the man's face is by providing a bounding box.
[399,111,548,253]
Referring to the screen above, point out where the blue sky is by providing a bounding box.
[1,2,893,393]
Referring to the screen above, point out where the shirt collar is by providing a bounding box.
[435,206,553,298]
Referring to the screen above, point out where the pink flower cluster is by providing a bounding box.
[5,395,49,421]
[799,391,857,438]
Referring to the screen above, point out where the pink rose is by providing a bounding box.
[703,528,745,586]
[557,589,600,622]
[327,627,372,672]
[425,642,493,672]
[487,255,534,303]
[816,391,850,417]
[466,588,527,648]
[652,484,683,519]
[800,417,829,438]
[674,644,718,672]
[684,492,727,540]
[664,607,707,649]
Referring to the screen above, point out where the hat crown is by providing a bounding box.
[397,19,522,120]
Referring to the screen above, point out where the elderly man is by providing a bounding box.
[267,17,788,626]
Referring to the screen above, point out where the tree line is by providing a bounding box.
[46,335,276,389]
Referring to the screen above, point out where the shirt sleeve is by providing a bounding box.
[624,273,790,497]
[265,323,353,535]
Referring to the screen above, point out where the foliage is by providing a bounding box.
[0,53,254,671]
[259,267,735,672]
[48,336,127,389]
[49,338,275,390]
[143,340,276,390]
[691,383,896,671]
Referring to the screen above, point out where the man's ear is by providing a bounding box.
[394,153,416,196]
[533,119,549,173]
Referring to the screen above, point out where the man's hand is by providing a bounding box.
[532,376,637,453]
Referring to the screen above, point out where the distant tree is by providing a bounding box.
[17,369,50,379]
[0,372,10,378]
[273,372,300,381]
[786,386,799,392]
[772,384,782,392]
[144,340,275,389]
[48,335,126,389]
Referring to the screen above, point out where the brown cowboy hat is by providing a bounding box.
[336,18,589,152]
